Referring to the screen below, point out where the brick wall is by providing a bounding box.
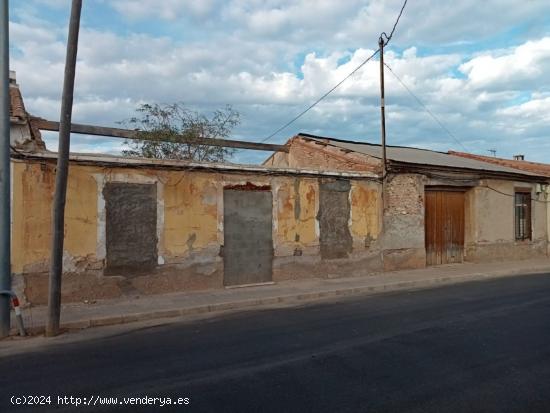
[266,137,380,173]
[385,174,424,215]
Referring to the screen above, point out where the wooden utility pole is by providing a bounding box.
[46,0,82,337]
[0,0,10,339]
[378,36,387,178]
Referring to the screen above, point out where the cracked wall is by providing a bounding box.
[382,173,426,271]
[11,159,383,305]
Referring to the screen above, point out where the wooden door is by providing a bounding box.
[223,189,273,286]
[425,190,465,265]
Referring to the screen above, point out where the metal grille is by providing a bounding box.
[514,192,531,241]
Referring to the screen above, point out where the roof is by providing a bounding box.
[8,72,46,152]
[297,133,545,178]
[10,84,27,120]
[449,151,550,178]
[11,149,379,180]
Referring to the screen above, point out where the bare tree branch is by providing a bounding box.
[121,103,240,162]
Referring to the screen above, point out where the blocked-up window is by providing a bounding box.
[514,191,531,241]
[104,183,158,274]
[317,179,352,259]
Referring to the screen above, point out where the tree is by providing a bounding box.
[122,103,240,162]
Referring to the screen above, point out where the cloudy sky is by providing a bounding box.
[9,0,550,163]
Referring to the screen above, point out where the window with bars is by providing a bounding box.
[514,192,531,241]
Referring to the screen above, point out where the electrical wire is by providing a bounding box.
[260,48,380,143]
[383,62,470,153]
[416,169,549,203]
[483,184,549,204]
[380,0,408,46]
[260,0,409,144]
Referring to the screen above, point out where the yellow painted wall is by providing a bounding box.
[11,161,98,273]
[350,181,380,242]
[11,159,383,274]
[65,165,98,258]
[275,178,318,250]
[163,172,219,257]
[12,161,54,273]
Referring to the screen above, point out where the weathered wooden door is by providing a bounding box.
[425,190,465,265]
[223,188,273,286]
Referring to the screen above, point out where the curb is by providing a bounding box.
[9,267,550,337]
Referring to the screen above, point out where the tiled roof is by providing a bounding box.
[8,74,46,151]
[449,151,550,178]
[9,85,27,120]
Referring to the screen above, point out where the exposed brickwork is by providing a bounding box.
[384,174,423,215]
[265,136,381,173]
[449,151,550,177]
[383,173,426,271]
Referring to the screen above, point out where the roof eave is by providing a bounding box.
[388,160,549,183]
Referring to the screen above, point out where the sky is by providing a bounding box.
[8,0,550,164]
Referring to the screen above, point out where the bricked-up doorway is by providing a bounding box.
[318,180,353,259]
[425,189,465,265]
[223,187,273,286]
[104,183,158,275]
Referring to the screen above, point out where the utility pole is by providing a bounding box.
[0,0,10,339]
[378,36,387,178]
[46,0,82,337]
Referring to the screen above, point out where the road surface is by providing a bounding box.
[1,273,550,412]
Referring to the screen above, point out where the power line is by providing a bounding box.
[261,49,380,143]
[383,62,470,152]
[260,0,409,144]
[380,0,408,46]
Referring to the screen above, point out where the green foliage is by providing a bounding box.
[122,103,240,162]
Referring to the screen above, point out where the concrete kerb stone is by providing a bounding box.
[6,266,550,338]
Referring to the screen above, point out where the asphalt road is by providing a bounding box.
[2,273,550,413]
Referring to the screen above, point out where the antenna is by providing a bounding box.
[487,149,497,157]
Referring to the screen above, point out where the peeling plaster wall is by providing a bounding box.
[11,159,383,305]
[382,173,426,271]
[11,162,98,275]
[350,180,381,251]
[274,177,318,257]
[163,173,219,260]
[465,180,547,262]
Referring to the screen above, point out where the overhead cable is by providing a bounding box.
[261,0,409,143]
[383,62,470,152]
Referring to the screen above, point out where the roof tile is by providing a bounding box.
[449,151,550,178]
[9,85,27,120]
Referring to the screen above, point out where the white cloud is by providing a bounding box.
[460,38,550,90]
[110,0,220,21]
[9,0,550,163]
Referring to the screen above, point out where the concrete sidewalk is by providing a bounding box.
[9,258,550,336]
